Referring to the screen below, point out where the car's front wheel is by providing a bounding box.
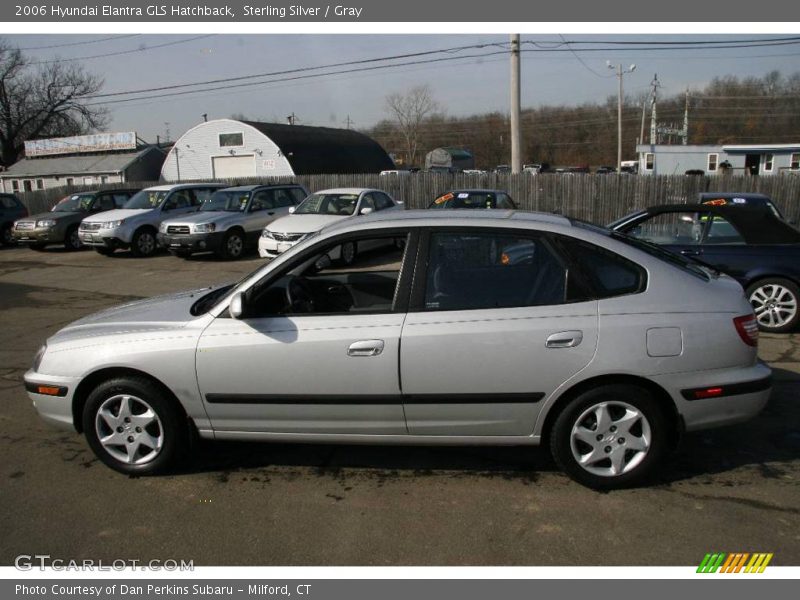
[747,278,800,333]
[82,377,188,475]
[1,224,13,246]
[218,230,245,260]
[64,226,81,251]
[130,228,158,257]
[550,384,669,489]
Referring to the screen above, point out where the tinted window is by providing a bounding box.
[360,194,376,213]
[250,190,275,211]
[496,194,516,209]
[557,237,645,299]
[703,216,745,245]
[288,187,307,205]
[424,232,566,311]
[112,193,131,208]
[374,193,394,211]
[97,195,116,211]
[192,188,217,205]
[625,211,704,245]
[2,196,20,209]
[273,189,296,208]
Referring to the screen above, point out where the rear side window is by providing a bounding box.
[273,189,296,208]
[288,187,307,204]
[424,232,567,311]
[557,237,645,298]
[97,195,116,210]
[374,192,394,210]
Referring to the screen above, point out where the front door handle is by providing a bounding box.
[546,331,583,349]
[348,339,385,357]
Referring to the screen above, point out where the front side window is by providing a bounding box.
[707,153,718,172]
[243,233,409,317]
[249,190,275,211]
[424,232,567,311]
[374,192,394,211]
[219,132,244,147]
[289,187,307,205]
[624,211,705,246]
[644,153,654,171]
[53,194,95,212]
[764,153,774,172]
[97,195,116,211]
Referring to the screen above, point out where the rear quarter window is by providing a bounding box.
[556,236,646,299]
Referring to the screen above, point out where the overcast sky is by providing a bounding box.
[7,34,800,142]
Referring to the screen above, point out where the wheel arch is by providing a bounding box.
[72,366,189,434]
[538,373,681,448]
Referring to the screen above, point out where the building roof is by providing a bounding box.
[242,121,394,174]
[722,144,800,153]
[1,146,163,178]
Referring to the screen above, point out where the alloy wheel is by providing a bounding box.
[137,232,155,255]
[750,284,797,329]
[94,394,164,465]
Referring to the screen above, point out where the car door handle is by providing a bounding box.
[348,340,385,357]
[546,331,583,348]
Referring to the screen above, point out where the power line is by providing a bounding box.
[17,34,141,50]
[29,35,213,65]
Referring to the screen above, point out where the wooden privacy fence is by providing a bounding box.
[13,173,800,225]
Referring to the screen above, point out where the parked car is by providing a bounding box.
[610,203,800,333]
[596,166,617,174]
[12,189,138,251]
[698,192,787,221]
[428,189,517,210]
[0,193,28,246]
[259,187,402,265]
[26,210,770,489]
[79,183,226,257]
[158,184,308,260]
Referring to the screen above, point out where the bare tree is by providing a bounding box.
[0,39,107,167]
[385,85,439,167]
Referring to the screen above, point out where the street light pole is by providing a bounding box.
[510,34,522,174]
[608,62,636,173]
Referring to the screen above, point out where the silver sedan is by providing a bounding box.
[25,210,771,489]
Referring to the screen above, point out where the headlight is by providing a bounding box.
[37,219,56,228]
[103,220,124,229]
[261,229,274,239]
[193,223,216,233]
[32,344,46,372]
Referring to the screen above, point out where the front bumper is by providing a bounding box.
[24,369,80,431]
[79,225,133,248]
[158,231,225,255]
[12,226,64,245]
[258,237,300,258]
[653,362,772,432]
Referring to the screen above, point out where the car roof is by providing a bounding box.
[144,183,226,191]
[313,187,377,195]
[220,183,305,192]
[319,209,571,236]
[620,203,800,244]
[698,192,773,203]
[440,189,506,195]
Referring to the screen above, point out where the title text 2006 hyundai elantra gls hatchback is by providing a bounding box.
[25,210,771,489]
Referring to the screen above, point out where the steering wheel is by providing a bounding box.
[285,275,316,313]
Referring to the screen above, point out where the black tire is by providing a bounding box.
[1,224,13,246]
[82,376,188,476]
[218,229,245,260]
[130,227,158,257]
[746,278,800,334]
[340,241,357,266]
[549,384,670,490]
[94,247,114,256]
[64,226,81,251]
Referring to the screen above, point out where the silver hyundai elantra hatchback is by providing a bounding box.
[25,210,771,489]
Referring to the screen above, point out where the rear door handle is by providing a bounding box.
[546,331,583,348]
[348,340,385,357]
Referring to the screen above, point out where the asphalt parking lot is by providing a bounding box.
[0,245,798,566]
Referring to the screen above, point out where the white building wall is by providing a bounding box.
[1,172,123,193]
[160,119,295,181]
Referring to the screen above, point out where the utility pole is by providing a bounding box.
[287,112,297,126]
[682,88,689,145]
[345,115,354,129]
[608,61,636,174]
[649,74,660,144]
[163,122,171,143]
[639,100,646,149]
[510,34,522,174]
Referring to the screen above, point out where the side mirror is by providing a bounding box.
[229,292,246,319]
[288,206,296,214]
[360,207,374,215]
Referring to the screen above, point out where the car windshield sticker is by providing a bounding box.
[732,197,747,204]
[434,192,455,205]
[457,193,469,198]
[703,199,727,206]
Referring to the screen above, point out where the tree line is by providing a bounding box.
[370,71,800,170]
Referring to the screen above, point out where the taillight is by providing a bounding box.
[733,314,759,347]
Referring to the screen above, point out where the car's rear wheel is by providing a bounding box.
[1,224,13,246]
[747,278,800,333]
[82,377,187,475]
[550,384,669,489]
[131,228,157,257]
[64,226,81,251]
[218,230,245,260]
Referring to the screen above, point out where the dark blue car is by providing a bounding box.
[610,203,800,333]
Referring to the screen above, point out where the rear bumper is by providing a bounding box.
[653,362,772,432]
[158,231,225,254]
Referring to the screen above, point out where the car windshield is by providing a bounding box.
[52,194,94,212]
[571,219,710,280]
[201,190,250,212]
[430,191,495,209]
[124,190,169,209]
[294,193,359,216]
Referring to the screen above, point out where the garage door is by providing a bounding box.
[212,155,256,179]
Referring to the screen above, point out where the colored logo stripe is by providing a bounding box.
[697,553,773,573]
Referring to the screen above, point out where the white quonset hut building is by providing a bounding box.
[636,143,800,176]
[160,119,394,181]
